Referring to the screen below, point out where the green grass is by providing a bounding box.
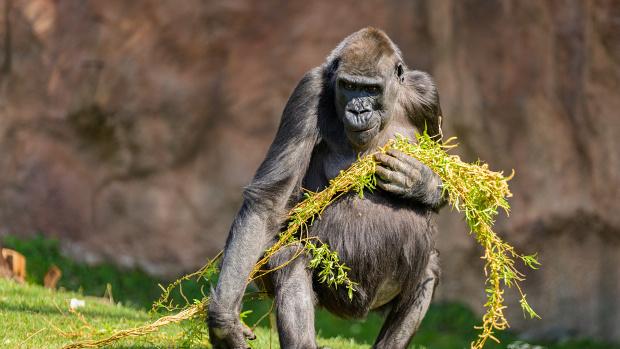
[3,279,618,349]
[3,236,619,349]
[0,279,371,349]
[0,278,178,348]
[2,235,164,309]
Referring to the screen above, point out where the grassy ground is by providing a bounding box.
[2,235,619,349]
[0,278,371,349]
[4,279,619,349]
[2,235,163,309]
[0,278,178,348]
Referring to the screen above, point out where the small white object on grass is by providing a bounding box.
[69,298,85,309]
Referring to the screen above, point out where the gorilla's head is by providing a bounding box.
[326,28,441,149]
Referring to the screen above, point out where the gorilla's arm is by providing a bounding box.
[375,149,445,210]
[207,68,321,347]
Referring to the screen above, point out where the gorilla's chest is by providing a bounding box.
[303,147,358,190]
[303,147,430,247]
[304,124,418,191]
[307,192,426,244]
[302,146,435,315]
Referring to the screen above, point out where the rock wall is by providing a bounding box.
[0,0,618,341]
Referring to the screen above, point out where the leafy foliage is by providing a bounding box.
[387,134,540,348]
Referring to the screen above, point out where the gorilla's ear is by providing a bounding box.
[405,70,436,100]
[401,70,443,139]
[396,63,405,81]
[326,58,341,80]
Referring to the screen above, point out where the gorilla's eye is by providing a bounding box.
[365,85,380,94]
[341,81,356,91]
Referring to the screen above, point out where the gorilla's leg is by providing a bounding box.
[373,252,440,349]
[269,244,317,349]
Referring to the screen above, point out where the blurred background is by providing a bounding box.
[0,0,619,346]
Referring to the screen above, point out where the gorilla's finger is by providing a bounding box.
[406,167,422,185]
[378,166,411,188]
[376,165,396,182]
[375,152,409,174]
[242,324,256,340]
[377,180,407,196]
[393,171,413,188]
[223,329,250,349]
[385,150,425,180]
[386,149,423,169]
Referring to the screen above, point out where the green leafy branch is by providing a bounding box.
[388,134,540,348]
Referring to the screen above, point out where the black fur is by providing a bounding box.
[208,28,444,349]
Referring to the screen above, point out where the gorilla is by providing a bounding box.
[208,27,444,349]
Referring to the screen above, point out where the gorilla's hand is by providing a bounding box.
[208,314,256,349]
[375,150,444,208]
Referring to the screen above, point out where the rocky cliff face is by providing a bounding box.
[1,0,618,341]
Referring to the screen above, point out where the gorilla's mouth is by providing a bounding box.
[345,123,379,148]
[350,124,377,133]
[344,118,380,134]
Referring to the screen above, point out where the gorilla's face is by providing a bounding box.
[334,66,402,150]
[334,73,386,149]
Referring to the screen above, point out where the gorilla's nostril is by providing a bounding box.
[347,108,359,116]
[347,108,370,116]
